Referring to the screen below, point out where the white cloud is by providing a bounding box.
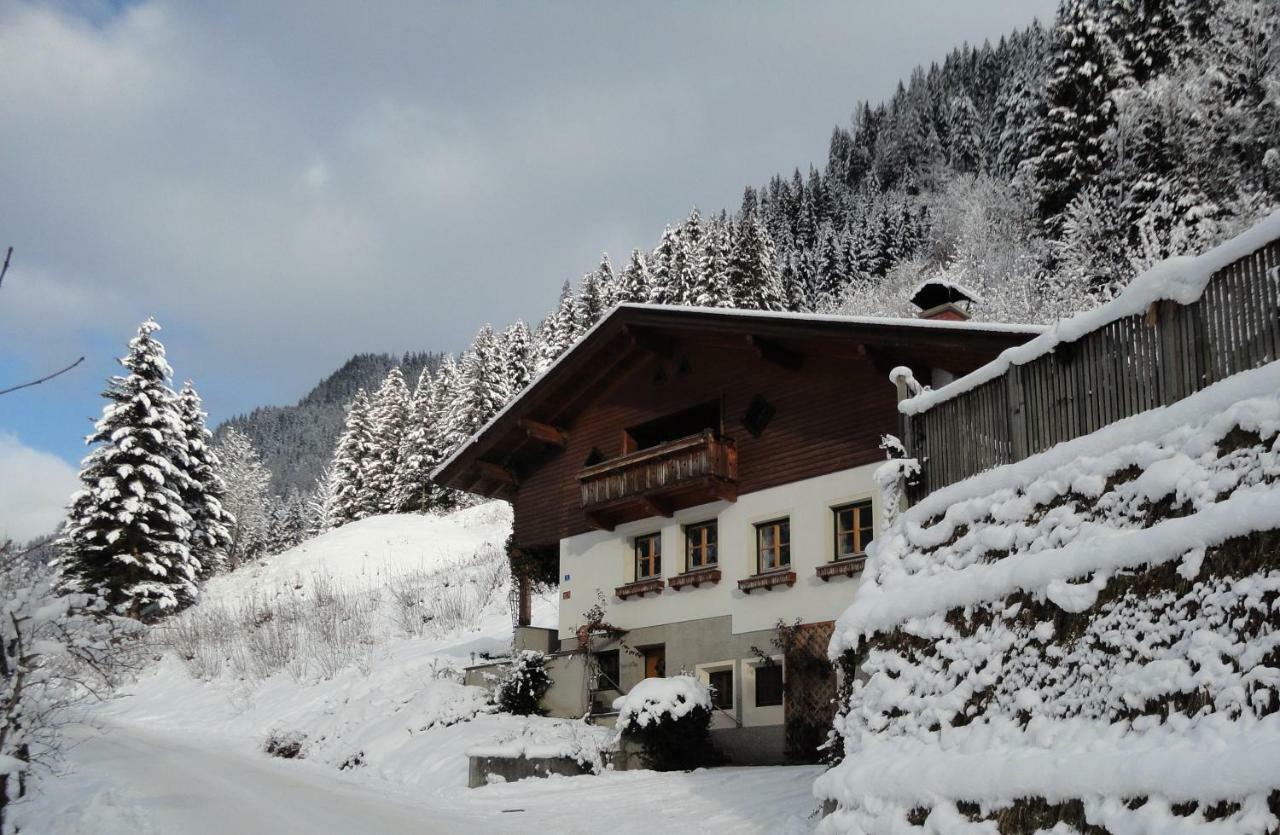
[0,432,78,543]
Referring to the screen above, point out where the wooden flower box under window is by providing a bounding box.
[615,578,665,600]
[737,570,796,594]
[816,556,866,581]
[668,567,721,591]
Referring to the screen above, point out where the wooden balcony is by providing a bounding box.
[579,431,738,530]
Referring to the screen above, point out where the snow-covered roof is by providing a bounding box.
[432,303,1044,484]
[909,277,984,308]
[899,210,1280,416]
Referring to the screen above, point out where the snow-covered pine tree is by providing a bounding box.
[391,367,440,513]
[672,208,705,305]
[947,94,984,173]
[594,253,618,309]
[1033,0,1125,227]
[176,381,234,579]
[615,249,651,304]
[534,282,583,371]
[363,367,412,515]
[500,321,534,398]
[578,269,607,328]
[728,210,786,310]
[647,225,681,305]
[263,490,306,556]
[59,318,200,618]
[307,463,339,536]
[445,326,508,453]
[215,427,272,567]
[328,389,374,528]
[425,356,462,510]
[692,218,732,307]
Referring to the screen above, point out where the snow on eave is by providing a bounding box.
[899,210,1280,416]
[432,303,1045,485]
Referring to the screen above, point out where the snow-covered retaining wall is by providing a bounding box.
[816,364,1280,833]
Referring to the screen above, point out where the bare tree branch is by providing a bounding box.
[0,245,86,396]
[0,356,86,397]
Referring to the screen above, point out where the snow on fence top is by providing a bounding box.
[816,360,1280,833]
[901,210,1280,417]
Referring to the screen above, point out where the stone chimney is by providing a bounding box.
[910,279,977,322]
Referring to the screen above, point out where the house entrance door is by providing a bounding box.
[642,645,666,678]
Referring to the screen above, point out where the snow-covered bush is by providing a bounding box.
[613,675,721,771]
[495,650,551,716]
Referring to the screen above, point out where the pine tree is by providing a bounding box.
[363,368,412,515]
[391,368,440,513]
[176,381,234,579]
[1034,0,1126,227]
[328,389,374,528]
[615,249,651,303]
[307,464,339,535]
[578,269,606,327]
[947,94,984,173]
[444,326,507,453]
[500,321,534,397]
[647,225,681,305]
[672,208,705,305]
[594,252,617,309]
[692,219,732,307]
[215,428,272,567]
[59,318,200,617]
[728,211,786,310]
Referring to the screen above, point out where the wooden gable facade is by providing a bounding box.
[435,305,1040,555]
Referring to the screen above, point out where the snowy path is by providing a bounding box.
[37,720,821,834]
[53,721,485,834]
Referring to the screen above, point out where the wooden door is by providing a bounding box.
[643,646,665,679]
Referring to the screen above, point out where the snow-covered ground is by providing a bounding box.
[12,502,822,834]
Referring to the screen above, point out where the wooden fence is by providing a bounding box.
[903,237,1280,500]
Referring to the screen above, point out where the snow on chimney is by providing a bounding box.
[910,279,978,321]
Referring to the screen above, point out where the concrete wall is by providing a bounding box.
[467,755,594,788]
[557,463,877,640]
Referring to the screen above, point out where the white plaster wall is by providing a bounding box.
[558,462,880,639]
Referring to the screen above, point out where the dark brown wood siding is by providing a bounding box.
[511,336,897,548]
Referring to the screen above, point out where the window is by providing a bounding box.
[708,668,733,710]
[634,533,661,579]
[685,521,718,570]
[625,399,721,452]
[834,500,875,560]
[755,518,790,573]
[755,663,783,707]
[594,650,620,691]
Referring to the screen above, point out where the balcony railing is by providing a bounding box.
[578,430,737,527]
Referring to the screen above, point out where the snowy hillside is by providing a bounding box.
[816,362,1280,833]
[15,503,822,834]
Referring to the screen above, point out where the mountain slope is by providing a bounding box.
[215,351,443,495]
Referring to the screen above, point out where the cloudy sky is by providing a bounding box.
[0,0,1055,540]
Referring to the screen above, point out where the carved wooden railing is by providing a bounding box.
[579,430,737,509]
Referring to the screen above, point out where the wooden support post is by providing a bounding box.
[477,460,518,488]
[517,574,531,627]
[520,418,568,448]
